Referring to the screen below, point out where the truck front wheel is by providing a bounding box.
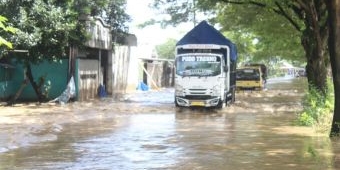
[216,99,225,109]
[230,88,236,103]
[175,98,180,107]
[226,88,236,105]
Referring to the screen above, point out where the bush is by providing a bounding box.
[297,79,334,133]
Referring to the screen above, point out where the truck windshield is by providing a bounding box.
[176,55,221,76]
[236,68,260,81]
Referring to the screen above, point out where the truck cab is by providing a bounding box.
[236,66,265,91]
[174,21,237,109]
[175,53,228,108]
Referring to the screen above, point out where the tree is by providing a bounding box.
[0,15,16,57]
[72,0,131,44]
[213,2,304,63]
[1,0,131,103]
[1,0,81,103]
[151,0,328,94]
[101,0,131,44]
[155,38,177,59]
[326,0,340,136]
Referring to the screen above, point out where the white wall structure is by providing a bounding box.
[111,34,137,97]
[126,46,140,92]
[75,17,112,100]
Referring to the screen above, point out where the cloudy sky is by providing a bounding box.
[126,0,192,47]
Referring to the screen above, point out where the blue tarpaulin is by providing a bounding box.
[176,20,237,61]
[98,84,107,98]
[137,82,149,91]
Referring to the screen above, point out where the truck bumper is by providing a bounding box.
[175,97,220,107]
[236,81,264,90]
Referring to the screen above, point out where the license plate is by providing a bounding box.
[191,101,205,106]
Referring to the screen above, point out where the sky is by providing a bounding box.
[126,0,193,47]
[125,0,194,83]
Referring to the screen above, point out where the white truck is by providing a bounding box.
[174,21,238,108]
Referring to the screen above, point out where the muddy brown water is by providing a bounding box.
[1,77,340,170]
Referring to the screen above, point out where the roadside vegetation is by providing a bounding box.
[149,0,340,136]
[298,79,334,134]
[0,15,16,51]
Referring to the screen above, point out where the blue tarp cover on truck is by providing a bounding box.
[176,20,237,61]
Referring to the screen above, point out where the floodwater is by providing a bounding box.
[1,77,340,170]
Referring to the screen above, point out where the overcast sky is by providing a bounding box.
[126,0,192,46]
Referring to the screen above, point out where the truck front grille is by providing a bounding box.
[188,89,207,95]
[185,95,212,100]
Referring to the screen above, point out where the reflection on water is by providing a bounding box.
[0,77,340,169]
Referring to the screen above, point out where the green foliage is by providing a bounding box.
[298,111,315,126]
[214,1,304,63]
[0,15,17,50]
[101,0,131,44]
[150,0,305,64]
[73,0,109,16]
[74,0,131,42]
[298,79,334,133]
[155,38,176,59]
[0,0,131,61]
[223,31,259,64]
[0,0,80,62]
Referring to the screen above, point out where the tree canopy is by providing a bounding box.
[151,0,305,64]
[155,38,176,59]
[0,15,17,56]
[0,0,131,62]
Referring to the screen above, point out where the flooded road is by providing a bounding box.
[1,77,340,169]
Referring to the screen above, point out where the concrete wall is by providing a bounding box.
[0,57,107,102]
[0,67,15,100]
[0,59,69,101]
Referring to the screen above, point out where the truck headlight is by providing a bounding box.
[212,84,221,96]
